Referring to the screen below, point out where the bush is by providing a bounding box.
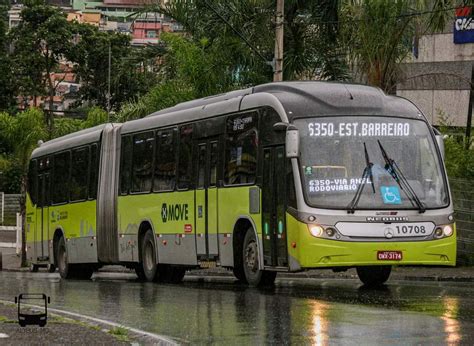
[437,109,474,179]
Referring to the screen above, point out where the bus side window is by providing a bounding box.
[28,160,38,205]
[210,141,218,187]
[197,143,206,189]
[70,147,89,201]
[154,128,177,191]
[52,151,71,204]
[120,136,132,195]
[89,143,99,199]
[225,113,258,185]
[131,131,154,193]
[177,125,193,190]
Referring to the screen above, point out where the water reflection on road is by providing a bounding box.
[0,272,473,344]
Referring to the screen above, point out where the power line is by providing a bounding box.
[309,5,462,26]
[202,0,270,65]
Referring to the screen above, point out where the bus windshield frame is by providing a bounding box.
[294,115,450,211]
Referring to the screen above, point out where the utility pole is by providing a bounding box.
[273,0,284,82]
[107,41,112,122]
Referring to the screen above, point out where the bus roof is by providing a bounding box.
[31,123,110,159]
[33,82,424,156]
[121,82,422,135]
[253,82,422,120]
[147,81,422,121]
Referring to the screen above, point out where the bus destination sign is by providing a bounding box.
[307,121,410,137]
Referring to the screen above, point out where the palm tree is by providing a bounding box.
[0,109,47,266]
[340,0,455,92]
[147,0,349,83]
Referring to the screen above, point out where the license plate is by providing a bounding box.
[377,251,402,261]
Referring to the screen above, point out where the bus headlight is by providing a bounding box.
[325,227,336,237]
[434,224,454,239]
[443,225,453,237]
[308,224,324,238]
[434,227,443,239]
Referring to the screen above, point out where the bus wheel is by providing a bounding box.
[232,266,247,283]
[135,265,147,281]
[57,237,70,279]
[140,230,158,282]
[232,238,247,283]
[242,230,276,287]
[356,266,392,287]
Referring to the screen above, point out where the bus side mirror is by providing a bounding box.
[433,127,445,160]
[286,125,300,158]
[15,297,17,304]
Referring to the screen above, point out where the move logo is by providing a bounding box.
[161,203,189,223]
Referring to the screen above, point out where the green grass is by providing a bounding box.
[0,315,16,323]
[108,326,130,342]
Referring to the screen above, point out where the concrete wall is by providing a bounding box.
[417,33,474,63]
[397,30,474,127]
[451,179,474,265]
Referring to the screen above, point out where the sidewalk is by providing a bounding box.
[2,246,473,282]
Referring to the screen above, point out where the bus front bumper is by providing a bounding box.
[287,217,457,270]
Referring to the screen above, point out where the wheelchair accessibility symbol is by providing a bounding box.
[380,186,401,205]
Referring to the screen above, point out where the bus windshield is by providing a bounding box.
[295,116,449,210]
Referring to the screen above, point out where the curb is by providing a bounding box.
[2,266,474,283]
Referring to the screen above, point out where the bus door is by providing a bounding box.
[36,173,50,261]
[262,146,288,267]
[195,139,219,259]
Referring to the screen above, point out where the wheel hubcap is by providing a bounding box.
[59,247,67,271]
[144,242,154,271]
[245,240,258,273]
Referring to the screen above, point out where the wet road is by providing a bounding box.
[0,271,473,344]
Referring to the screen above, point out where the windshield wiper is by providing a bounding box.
[377,140,425,213]
[347,143,376,214]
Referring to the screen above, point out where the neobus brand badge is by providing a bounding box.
[366,216,409,222]
[161,203,189,223]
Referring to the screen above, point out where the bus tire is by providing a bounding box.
[232,239,247,283]
[242,229,276,287]
[135,265,147,281]
[232,266,247,283]
[140,230,158,282]
[356,266,391,287]
[57,236,70,279]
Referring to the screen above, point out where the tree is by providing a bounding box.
[9,0,73,134]
[0,0,16,112]
[340,0,455,92]
[152,0,349,82]
[0,109,47,267]
[69,24,158,112]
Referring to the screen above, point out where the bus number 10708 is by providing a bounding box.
[395,225,426,235]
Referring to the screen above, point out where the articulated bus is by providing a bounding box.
[25,82,456,286]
